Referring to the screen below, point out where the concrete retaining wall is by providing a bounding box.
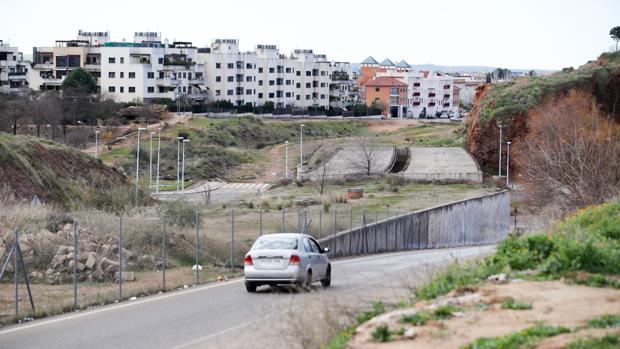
[320,190,511,258]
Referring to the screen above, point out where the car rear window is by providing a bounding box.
[252,237,298,250]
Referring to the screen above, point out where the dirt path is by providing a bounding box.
[350,280,620,348]
[365,119,420,133]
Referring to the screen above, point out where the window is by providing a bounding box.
[296,71,301,76]
[303,239,313,253]
[390,87,398,95]
[375,87,380,92]
[120,87,124,93]
[129,87,135,93]
[158,58,164,64]
[258,80,263,86]
[320,71,326,76]
[227,76,234,82]
[269,80,274,86]
[108,72,116,78]
[269,67,275,73]
[246,76,252,82]
[147,86,154,93]
[216,76,221,82]
[147,72,154,79]
[120,72,124,78]
[276,91,283,98]
[285,92,291,97]
[258,67,263,73]
[215,90,221,96]
[227,90,233,95]
[129,72,136,79]
[120,57,124,64]
[286,80,291,85]
[320,94,325,99]
[183,72,187,79]
[246,89,252,95]
[320,83,325,88]
[296,95,300,100]
[268,92,274,98]
[227,63,234,69]
[276,78,283,85]
[246,63,252,69]
[306,71,311,76]
[296,83,301,88]
[286,67,292,73]
[306,83,311,88]
[108,86,115,92]
[258,93,263,98]
[109,57,116,64]
[305,95,310,100]
[215,63,221,69]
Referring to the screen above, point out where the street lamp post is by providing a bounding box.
[182,139,190,192]
[136,128,147,195]
[284,141,289,179]
[149,132,154,194]
[299,124,305,168]
[506,141,511,188]
[498,124,504,177]
[95,130,100,159]
[176,136,183,192]
[156,128,161,193]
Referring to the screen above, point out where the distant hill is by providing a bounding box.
[0,134,139,209]
[350,63,555,75]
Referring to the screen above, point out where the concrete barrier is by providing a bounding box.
[320,190,511,258]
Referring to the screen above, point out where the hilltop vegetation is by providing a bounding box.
[467,51,620,173]
[0,134,142,209]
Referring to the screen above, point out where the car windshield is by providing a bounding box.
[252,236,298,250]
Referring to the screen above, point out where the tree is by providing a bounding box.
[485,73,492,83]
[1,96,27,135]
[61,68,97,94]
[610,26,620,52]
[28,93,62,137]
[515,90,620,211]
[528,70,537,77]
[313,164,328,195]
[349,138,379,176]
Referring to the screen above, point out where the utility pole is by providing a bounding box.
[149,132,154,193]
[506,141,511,188]
[182,139,190,192]
[284,141,289,179]
[136,128,146,196]
[176,136,183,192]
[498,124,503,177]
[95,130,100,159]
[156,128,161,193]
[299,124,305,168]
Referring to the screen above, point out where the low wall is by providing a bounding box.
[320,190,511,258]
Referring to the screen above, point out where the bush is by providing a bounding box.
[371,325,392,342]
[46,211,74,232]
[323,202,331,213]
[400,311,430,325]
[567,334,620,349]
[501,298,533,310]
[588,314,620,328]
[356,301,385,324]
[162,200,198,227]
[433,304,463,319]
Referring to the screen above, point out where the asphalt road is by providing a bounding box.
[0,245,494,349]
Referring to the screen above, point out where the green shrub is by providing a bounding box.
[400,311,431,325]
[416,260,501,300]
[567,333,620,349]
[588,314,620,328]
[433,304,463,319]
[371,325,392,342]
[356,301,385,324]
[463,325,570,349]
[501,298,533,310]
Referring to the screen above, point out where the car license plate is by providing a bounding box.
[261,258,278,264]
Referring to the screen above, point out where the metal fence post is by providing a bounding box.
[318,209,322,240]
[304,210,307,234]
[14,230,18,318]
[349,207,353,256]
[259,207,263,236]
[281,207,285,233]
[385,207,389,252]
[230,207,235,275]
[195,210,199,285]
[118,215,123,300]
[333,207,338,257]
[162,216,167,292]
[73,220,78,310]
[374,211,378,253]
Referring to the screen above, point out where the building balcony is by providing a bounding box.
[8,72,27,80]
[190,78,205,84]
[156,77,181,87]
[84,64,101,71]
[428,93,436,97]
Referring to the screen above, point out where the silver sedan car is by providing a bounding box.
[243,233,331,292]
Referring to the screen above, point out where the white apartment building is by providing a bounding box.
[196,39,333,109]
[29,31,207,103]
[0,40,29,95]
[328,61,359,109]
[407,72,460,117]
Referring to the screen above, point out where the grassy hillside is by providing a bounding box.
[467,51,620,172]
[0,134,139,209]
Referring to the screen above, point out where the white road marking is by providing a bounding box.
[173,320,258,349]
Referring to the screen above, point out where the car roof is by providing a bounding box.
[258,233,314,239]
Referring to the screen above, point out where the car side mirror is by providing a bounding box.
[323,247,330,253]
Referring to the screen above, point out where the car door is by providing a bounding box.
[309,238,327,279]
[302,238,316,280]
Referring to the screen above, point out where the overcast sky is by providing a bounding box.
[2,0,618,70]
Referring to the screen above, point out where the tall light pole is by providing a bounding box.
[299,124,305,168]
[95,130,100,159]
[176,136,183,192]
[149,132,154,194]
[156,128,161,193]
[182,139,190,192]
[506,141,511,188]
[136,127,147,195]
[498,123,504,177]
[284,141,289,179]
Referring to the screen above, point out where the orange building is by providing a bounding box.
[364,76,408,118]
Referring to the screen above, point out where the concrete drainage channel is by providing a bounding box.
[387,146,410,173]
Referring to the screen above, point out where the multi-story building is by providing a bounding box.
[328,61,359,109]
[196,40,333,109]
[0,40,30,95]
[363,76,408,118]
[29,31,207,103]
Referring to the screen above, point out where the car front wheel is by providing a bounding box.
[321,266,331,287]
